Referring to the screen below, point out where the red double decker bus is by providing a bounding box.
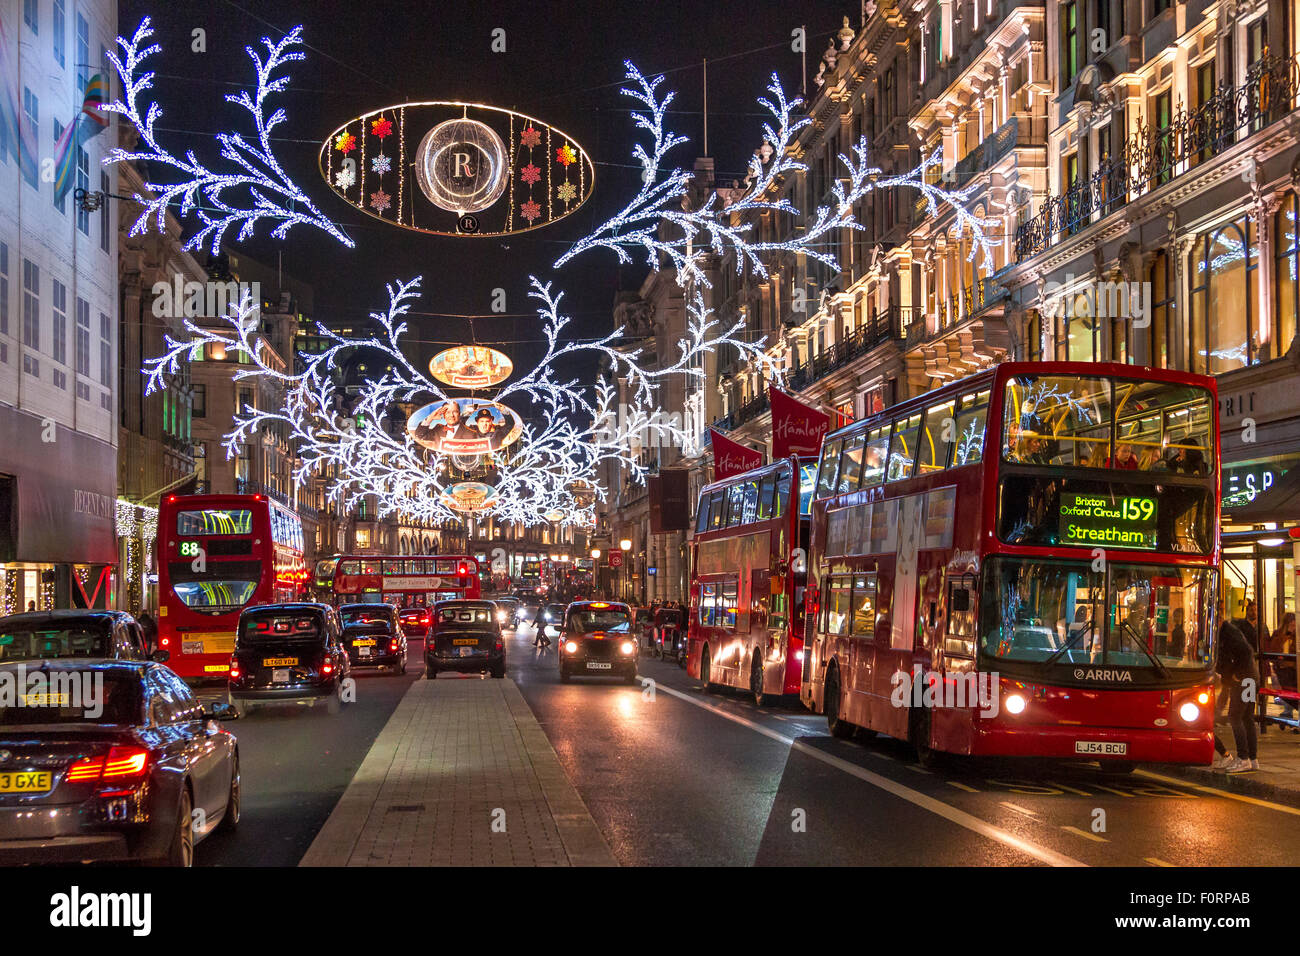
[157,493,309,679]
[331,555,481,606]
[801,362,1220,768]
[687,456,816,704]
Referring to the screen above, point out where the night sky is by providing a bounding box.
[119,0,852,389]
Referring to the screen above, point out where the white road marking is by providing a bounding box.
[1000,802,1037,817]
[1135,768,1300,817]
[1062,826,1108,843]
[647,680,1085,867]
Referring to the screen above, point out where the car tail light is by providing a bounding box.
[66,756,104,782]
[102,747,148,779]
[495,640,504,650]
[229,655,242,681]
[321,658,334,676]
[159,636,170,648]
[255,620,271,632]
[390,638,400,652]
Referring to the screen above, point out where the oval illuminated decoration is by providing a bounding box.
[320,103,594,237]
[408,398,523,455]
[440,481,500,514]
[428,346,513,389]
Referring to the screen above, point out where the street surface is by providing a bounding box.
[194,625,1300,866]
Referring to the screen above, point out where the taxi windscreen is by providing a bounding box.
[435,605,495,628]
[0,621,113,661]
[567,607,631,633]
[238,610,324,644]
[341,608,391,627]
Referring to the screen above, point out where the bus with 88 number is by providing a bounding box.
[800,362,1219,769]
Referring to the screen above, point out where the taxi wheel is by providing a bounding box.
[217,754,240,833]
[165,787,194,867]
[624,670,638,685]
[491,662,505,679]
[230,697,248,719]
[560,665,571,683]
[426,663,437,680]
[326,687,342,716]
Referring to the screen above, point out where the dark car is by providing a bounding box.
[492,598,521,630]
[397,606,432,639]
[228,603,351,716]
[0,610,167,664]
[0,660,239,866]
[558,601,638,684]
[427,601,504,679]
[339,603,407,674]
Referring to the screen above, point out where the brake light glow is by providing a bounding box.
[321,658,334,676]
[255,621,271,632]
[229,655,242,681]
[103,747,149,778]
[66,756,104,782]
[160,636,170,648]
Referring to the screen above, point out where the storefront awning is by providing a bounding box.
[1227,464,1300,523]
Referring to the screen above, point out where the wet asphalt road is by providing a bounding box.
[190,624,1300,866]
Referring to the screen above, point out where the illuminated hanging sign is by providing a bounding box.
[1058,493,1157,549]
[439,481,500,514]
[407,399,523,454]
[320,103,594,236]
[428,346,513,389]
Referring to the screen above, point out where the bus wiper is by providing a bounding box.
[1117,621,1169,678]
[1043,620,1095,667]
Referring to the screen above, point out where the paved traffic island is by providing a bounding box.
[299,676,617,866]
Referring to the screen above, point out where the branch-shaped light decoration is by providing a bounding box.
[119,18,998,526]
[103,17,353,254]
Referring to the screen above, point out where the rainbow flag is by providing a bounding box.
[54,72,110,202]
[0,17,38,184]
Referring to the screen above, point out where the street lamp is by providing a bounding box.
[590,548,601,559]
[619,539,632,601]
[620,539,632,551]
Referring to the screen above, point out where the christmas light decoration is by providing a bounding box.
[103,18,354,253]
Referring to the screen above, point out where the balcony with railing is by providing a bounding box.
[1016,53,1300,262]
[906,276,1007,348]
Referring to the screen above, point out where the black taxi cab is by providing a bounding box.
[558,601,638,684]
[339,603,407,674]
[228,603,352,715]
[427,601,504,679]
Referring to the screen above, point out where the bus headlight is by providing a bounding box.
[1179,702,1200,723]
[1197,691,1210,705]
[1004,694,1027,716]
[620,641,635,655]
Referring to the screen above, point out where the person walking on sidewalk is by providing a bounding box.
[1217,600,1260,773]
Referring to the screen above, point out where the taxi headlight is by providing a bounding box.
[620,641,635,655]
[1004,694,1027,716]
[565,641,578,654]
[1179,702,1200,723]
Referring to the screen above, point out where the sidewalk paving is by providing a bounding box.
[1154,701,1300,808]
[299,676,617,867]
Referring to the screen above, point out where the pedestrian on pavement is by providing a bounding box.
[1217,599,1260,773]
[1267,611,1298,725]
[137,611,158,654]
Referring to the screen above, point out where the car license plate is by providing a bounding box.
[358,647,371,658]
[453,638,478,646]
[1075,740,1127,755]
[0,771,51,793]
[272,668,290,683]
[586,662,612,670]
[263,657,297,667]
[459,646,474,657]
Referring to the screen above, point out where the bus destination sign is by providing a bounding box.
[1058,493,1157,549]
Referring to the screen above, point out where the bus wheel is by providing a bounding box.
[750,656,768,708]
[909,705,939,769]
[825,668,855,739]
[700,648,718,694]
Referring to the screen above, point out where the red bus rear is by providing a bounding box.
[801,362,1219,767]
[687,456,816,703]
[331,555,482,606]
[157,493,308,679]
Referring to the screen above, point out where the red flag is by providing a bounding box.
[709,429,763,480]
[770,387,830,458]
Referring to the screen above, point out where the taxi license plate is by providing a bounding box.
[453,638,478,646]
[263,657,297,667]
[272,668,290,683]
[586,662,612,670]
[0,771,51,793]
[1075,741,1127,756]
[353,638,377,647]
[358,647,371,658]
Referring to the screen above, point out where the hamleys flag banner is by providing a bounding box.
[770,387,830,459]
[709,428,764,480]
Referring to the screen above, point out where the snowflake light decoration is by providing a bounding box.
[116,17,996,526]
[103,18,353,253]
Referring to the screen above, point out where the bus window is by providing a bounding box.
[824,575,852,636]
[726,484,746,527]
[817,439,843,498]
[945,581,976,658]
[700,582,717,626]
[837,432,865,493]
[827,507,850,557]
[953,390,989,466]
[862,425,890,487]
[720,579,738,629]
[852,574,877,636]
[918,400,955,473]
[774,468,791,518]
[887,413,922,481]
[382,560,404,575]
[1002,376,1109,467]
[741,480,760,524]
[696,493,712,533]
[708,490,726,530]
[799,464,816,516]
[756,476,776,520]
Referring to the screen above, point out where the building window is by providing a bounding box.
[193,383,207,418]
[0,241,8,343]
[1025,309,1044,362]
[75,147,89,235]
[1147,251,1173,369]
[98,309,111,387]
[52,0,64,67]
[23,0,37,34]
[75,13,88,88]
[1152,0,1171,16]
[1189,217,1259,374]
[51,279,66,389]
[21,259,38,377]
[1061,293,1100,362]
[1273,196,1300,359]
[21,89,37,189]
[75,296,89,377]
[1063,1,1079,83]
